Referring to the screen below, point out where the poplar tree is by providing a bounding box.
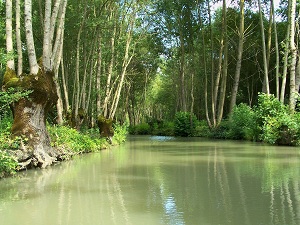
[3,0,68,168]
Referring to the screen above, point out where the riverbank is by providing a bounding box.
[0,123,128,178]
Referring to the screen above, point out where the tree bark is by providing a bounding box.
[280,14,291,103]
[217,0,228,125]
[103,9,117,118]
[6,0,15,71]
[96,34,102,117]
[271,0,280,99]
[25,0,39,75]
[3,68,59,168]
[289,0,297,111]
[258,0,270,94]
[229,0,245,113]
[74,4,87,129]
[16,0,22,76]
[3,0,68,168]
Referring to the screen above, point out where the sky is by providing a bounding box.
[213,0,281,11]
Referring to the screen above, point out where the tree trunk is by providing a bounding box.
[179,28,187,112]
[74,5,87,129]
[43,0,52,71]
[16,0,22,76]
[280,17,291,103]
[3,0,68,168]
[229,0,244,113]
[3,68,59,168]
[103,10,117,118]
[289,0,297,111]
[25,0,39,75]
[217,0,228,125]
[61,56,69,110]
[6,0,15,71]
[96,34,102,117]
[258,0,270,94]
[198,0,211,128]
[272,0,280,99]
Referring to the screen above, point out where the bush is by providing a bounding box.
[209,120,230,139]
[262,112,300,145]
[251,93,300,145]
[254,93,288,128]
[113,123,128,144]
[48,125,105,154]
[129,123,151,135]
[0,150,18,178]
[194,120,210,137]
[174,111,197,137]
[228,103,256,140]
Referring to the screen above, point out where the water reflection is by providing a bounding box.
[0,136,300,225]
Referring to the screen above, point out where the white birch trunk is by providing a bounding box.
[6,0,15,70]
[16,0,23,75]
[272,0,280,99]
[103,12,117,118]
[289,0,297,111]
[110,18,134,119]
[51,0,68,69]
[96,35,102,116]
[43,0,52,71]
[25,0,39,75]
[258,0,270,94]
[50,0,63,46]
[229,0,245,113]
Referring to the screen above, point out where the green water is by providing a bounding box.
[1,135,300,225]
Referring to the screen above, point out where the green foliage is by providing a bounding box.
[209,120,231,139]
[252,93,300,145]
[113,123,128,144]
[228,103,256,140]
[153,121,174,136]
[0,150,18,178]
[194,120,210,137]
[0,116,18,178]
[254,93,288,126]
[0,88,33,115]
[174,111,197,137]
[262,112,300,146]
[129,123,151,135]
[48,125,105,154]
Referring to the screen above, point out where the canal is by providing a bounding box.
[0,135,300,225]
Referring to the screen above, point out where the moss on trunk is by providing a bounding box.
[2,66,60,168]
[97,115,114,143]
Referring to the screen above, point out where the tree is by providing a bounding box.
[229,0,245,114]
[2,0,68,168]
[288,0,297,111]
[258,0,270,94]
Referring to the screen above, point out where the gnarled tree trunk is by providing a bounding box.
[3,0,68,168]
[3,68,59,168]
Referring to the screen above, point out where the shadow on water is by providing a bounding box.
[0,136,300,225]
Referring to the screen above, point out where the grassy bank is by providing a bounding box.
[129,93,300,146]
[0,117,128,178]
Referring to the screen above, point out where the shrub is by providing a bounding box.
[174,111,197,137]
[132,123,151,135]
[48,125,105,154]
[252,93,300,145]
[228,103,256,140]
[113,123,128,144]
[194,120,210,137]
[209,120,230,139]
[254,93,288,128]
[262,112,300,145]
[0,150,18,178]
